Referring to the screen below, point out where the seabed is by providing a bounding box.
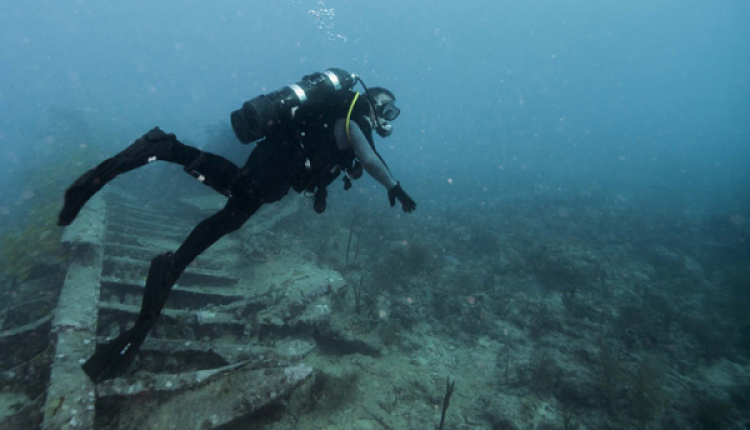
[1,185,748,430]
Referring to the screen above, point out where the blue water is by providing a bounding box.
[1,0,748,220]
[1,2,749,428]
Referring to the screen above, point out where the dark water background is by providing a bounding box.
[1,0,748,224]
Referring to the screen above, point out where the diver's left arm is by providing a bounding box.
[335,119,416,212]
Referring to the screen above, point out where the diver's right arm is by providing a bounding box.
[334,119,397,189]
[334,119,416,213]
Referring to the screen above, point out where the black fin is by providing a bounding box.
[58,127,176,226]
[82,323,150,383]
[58,159,119,226]
[82,252,177,383]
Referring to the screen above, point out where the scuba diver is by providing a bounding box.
[58,68,416,382]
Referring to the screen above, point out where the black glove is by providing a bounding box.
[388,182,416,213]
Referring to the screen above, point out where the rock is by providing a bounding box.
[100,361,314,430]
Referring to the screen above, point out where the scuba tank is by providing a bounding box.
[230,68,357,144]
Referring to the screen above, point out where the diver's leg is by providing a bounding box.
[138,197,262,327]
[58,127,202,225]
[81,197,262,382]
[172,198,263,272]
[181,151,242,198]
[81,251,178,382]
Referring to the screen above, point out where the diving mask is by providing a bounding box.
[376,100,400,121]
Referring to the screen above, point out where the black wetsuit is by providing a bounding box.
[69,99,375,382]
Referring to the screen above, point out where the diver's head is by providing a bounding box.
[367,87,400,137]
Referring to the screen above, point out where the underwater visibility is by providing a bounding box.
[1,1,749,429]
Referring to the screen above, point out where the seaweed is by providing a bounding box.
[0,201,65,284]
[377,319,402,346]
[677,313,733,363]
[630,357,666,426]
[528,352,563,395]
[527,300,563,339]
[0,110,107,285]
[310,369,359,410]
[527,243,603,295]
[692,392,735,429]
[562,408,580,430]
[595,346,624,415]
[437,377,456,430]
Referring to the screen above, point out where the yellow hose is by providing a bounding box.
[346,91,360,141]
